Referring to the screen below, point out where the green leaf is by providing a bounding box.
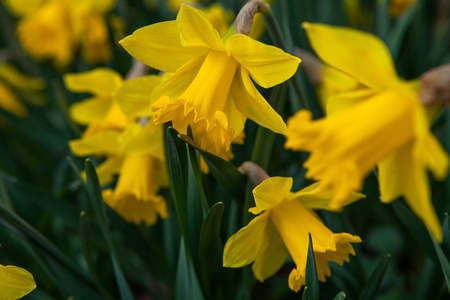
[186,128,209,215]
[431,236,450,294]
[391,200,438,264]
[176,239,205,300]
[177,133,245,202]
[105,206,175,287]
[302,286,309,300]
[334,291,346,300]
[165,126,189,245]
[0,201,99,297]
[358,254,391,300]
[305,233,319,300]
[84,159,135,300]
[198,202,224,296]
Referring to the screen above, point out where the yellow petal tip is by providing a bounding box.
[301,22,310,29]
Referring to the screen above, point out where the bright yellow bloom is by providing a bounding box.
[204,3,234,37]
[0,64,45,117]
[223,177,362,292]
[119,5,299,169]
[389,0,416,17]
[66,68,168,226]
[0,264,36,299]
[5,0,115,66]
[285,23,449,241]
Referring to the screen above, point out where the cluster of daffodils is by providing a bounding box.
[3,0,115,66]
[60,1,449,293]
[1,0,446,298]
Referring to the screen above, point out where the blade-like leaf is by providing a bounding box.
[176,239,205,300]
[84,159,135,300]
[334,291,346,300]
[177,133,245,202]
[166,127,189,245]
[358,254,391,300]
[431,236,450,294]
[305,233,319,300]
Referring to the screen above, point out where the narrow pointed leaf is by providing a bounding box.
[176,239,205,300]
[305,233,319,300]
[84,159,135,300]
[177,133,245,202]
[358,254,391,300]
[166,127,189,245]
[334,291,346,300]
[431,236,450,294]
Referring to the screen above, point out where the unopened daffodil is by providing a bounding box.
[285,23,449,241]
[223,176,362,292]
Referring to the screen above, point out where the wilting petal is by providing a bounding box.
[303,22,398,89]
[231,66,287,135]
[177,5,224,51]
[223,213,270,267]
[0,264,36,300]
[120,21,208,73]
[64,68,122,97]
[227,34,300,88]
[114,75,162,117]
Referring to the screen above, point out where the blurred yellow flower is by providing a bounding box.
[285,23,449,241]
[4,0,115,66]
[223,177,362,292]
[0,64,45,117]
[120,5,299,170]
[66,68,168,226]
[0,264,36,299]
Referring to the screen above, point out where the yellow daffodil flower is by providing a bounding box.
[0,264,36,299]
[223,176,362,292]
[285,23,449,241]
[119,5,299,170]
[204,3,234,37]
[66,68,168,226]
[0,64,45,117]
[5,0,115,66]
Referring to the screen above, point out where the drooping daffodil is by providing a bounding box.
[223,176,362,292]
[119,5,300,170]
[285,23,449,241]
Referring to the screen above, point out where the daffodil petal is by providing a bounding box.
[92,155,124,185]
[69,131,121,156]
[114,75,162,117]
[398,146,442,242]
[69,97,111,125]
[64,68,122,97]
[151,56,205,104]
[0,264,36,300]
[227,34,300,88]
[249,177,292,215]
[3,0,43,17]
[422,133,450,181]
[303,22,398,89]
[177,5,224,51]
[231,66,287,135]
[252,220,289,282]
[223,213,270,267]
[82,0,115,13]
[120,21,208,73]
[327,89,377,116]
[292,182,365,211]
[120,122,165,160]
